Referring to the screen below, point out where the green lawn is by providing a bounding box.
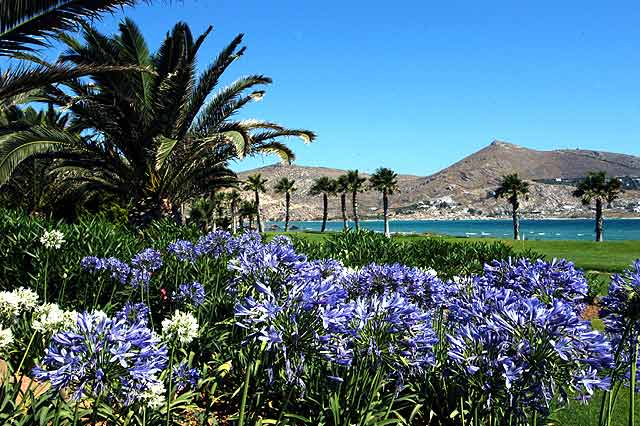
[553,390,640,426]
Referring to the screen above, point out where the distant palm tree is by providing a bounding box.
[188,197,215,231]
[370,167,399,237]
[495,173,529,240]
[572,171,622,242]
[345,170,367,230]
[227,190,242,234]
[240,200,258,230]
[274,177,296,232]
[243,174,268,232]
[336,175,350,231]
[210,191,227,231]
[309,176,337,232]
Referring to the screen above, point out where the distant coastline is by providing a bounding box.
[266,217,640,241]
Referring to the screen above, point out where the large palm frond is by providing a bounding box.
[0,0,142,55]
[0,125,83,183]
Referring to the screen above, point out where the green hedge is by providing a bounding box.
[290,229,545,279]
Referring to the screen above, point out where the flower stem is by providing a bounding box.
[631,333,638,426]
[238,362,252,426]
[166,345,176,426]
[43,253,49,302]
[16,330,37,375]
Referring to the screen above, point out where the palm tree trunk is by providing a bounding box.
[352,191,360,231]
[383,191,390,237]
[512,200,520,240]
[231,200,238,234]
[321,193,328,232]
[284,192,290,232]
[341,193,348,231]
[595,198,604,242]
[255,191,263,233]
[128,195,163,229]
[212,201,217,231]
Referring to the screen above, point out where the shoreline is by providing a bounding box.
[268,216,640,223]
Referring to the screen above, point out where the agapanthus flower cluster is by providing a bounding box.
[130,248,163,289]
[167,240,199,263]
[32,303,77,334]
[480,258,589,306]
[81,256,131,284]
[172,361,200,392]
[446,286,612,419]
[173,282,205,307]
[600,260,640,385]
[195,230,233,258]
[320,292,438,374]
[81,248,163,289]
[346,263,448,308]
[33,311,168,405]
[40,229,65,249]
[161,310,199,345]
[0,327,13,351]
[0,287,38,324]
[228,235,307,296]
[233,237,438,388]
[116,302,150,326]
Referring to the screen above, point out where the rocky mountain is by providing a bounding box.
[236,141,640,221]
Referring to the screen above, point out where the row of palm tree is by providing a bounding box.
[241,168,399,236]
[1,4,315,228]
[310,168,399,236]
[495,171,622,242]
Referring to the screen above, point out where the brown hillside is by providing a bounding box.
[235,141,640,222]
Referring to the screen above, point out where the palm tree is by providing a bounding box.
[572,171,622,242]
[309,176,337,232]
[274,177,296,232]
[336,175,349,231]
[345,170,367,230]
[239,200,258,230]
[0,20,315,228]
[210,191,227,231]
[370,167,398,237]
[227,190,242,234]
[188,197,215,231]
[0,104,71,214]
[495,173,529,240]
[243,174,268,233]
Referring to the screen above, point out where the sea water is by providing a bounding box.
[266,219,640,241]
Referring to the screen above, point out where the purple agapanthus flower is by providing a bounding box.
[167,240,198,263]
[116,302,150,326]
[174,282,206,307]
[172,361,200,393]
[600,260,640,386]
[446,286,611,419]
[33,311,167,406]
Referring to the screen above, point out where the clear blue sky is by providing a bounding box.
[32,1,640,174]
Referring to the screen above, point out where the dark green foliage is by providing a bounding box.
[290,230,544,279]
[0,208,200,298]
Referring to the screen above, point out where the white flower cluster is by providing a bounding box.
[32,303,78,334]
[40,230,65,249]
[0,327,13,351]
[161,310,199,345]
[0,287,39,322]
[140,381,166,410]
